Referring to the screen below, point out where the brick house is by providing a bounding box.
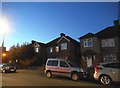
[46,33,80,65]
[31,33,80,66]
[79,20,120,68]
[31,40,47,66]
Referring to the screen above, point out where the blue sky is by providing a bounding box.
[1,2,119,50]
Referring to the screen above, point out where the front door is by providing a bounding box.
[87,55,93,68]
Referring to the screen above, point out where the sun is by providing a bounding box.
[0,16,11,35]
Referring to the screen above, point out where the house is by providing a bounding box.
[31,40,47,66]
[46,33,80,65]
[79,20,120,68]
[32,33,80,66]
[96,20,120,62]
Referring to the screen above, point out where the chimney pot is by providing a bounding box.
[60,33,65,37]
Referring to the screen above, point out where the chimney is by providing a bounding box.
[60,33,65,37]
[114,20,119,27]
[31,40,36,44]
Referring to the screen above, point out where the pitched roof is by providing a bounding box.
[96,26,120,39]
[46,35,79,46]
[79,32,95,39]
[31,40,46,46]
[79,23,120,40]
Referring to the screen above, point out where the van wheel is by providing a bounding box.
[46,71,52,78]
[71,73,79,81]
[99,75,112,85]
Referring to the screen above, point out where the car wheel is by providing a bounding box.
[46,71,52,78]
[99,75,112,85]
[2,70,6,73]
[71,73,79,81]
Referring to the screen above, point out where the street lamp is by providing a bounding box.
[0,15,11,63]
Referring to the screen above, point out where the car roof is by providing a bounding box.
[47,58,67,61]
[98,61,120,65]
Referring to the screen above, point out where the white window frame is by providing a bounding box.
[55,46,59,52]
[103,54,117,62]
[61,43,67,50]
[101,38,115,47]
[48,47,53,53]
[83,38,93,47]
[35,47,39,53]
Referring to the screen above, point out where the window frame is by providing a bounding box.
[103,54,117,62]
[101,38,115,47]
[61,43,67,50]
[83,38,93,47]
[60,61,69,67]
[47,60,58,66]
[47,47,53,53]
[55,46,59,52]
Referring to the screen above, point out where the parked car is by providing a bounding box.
[44,58,88,81]
[0,63,17,73]
[94,61,120,85]
[0,64,3,73]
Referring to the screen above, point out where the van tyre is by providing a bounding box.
[46,71,52,78]
[71,73,79,81]
[99,75,112,85]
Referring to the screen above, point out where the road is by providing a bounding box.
[0,68,109,87]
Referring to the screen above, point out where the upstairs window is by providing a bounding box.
[55,46,59,52]
[101,39,115,47]
[35,47,39,53]
[47,47,53,53]
[61,43,67,50]
[83,38,93,47]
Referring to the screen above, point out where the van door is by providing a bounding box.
[58,61,71,77]
[46,60,59,75]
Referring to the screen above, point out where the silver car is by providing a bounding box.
[44,58,88,81]
[94,61,120,85]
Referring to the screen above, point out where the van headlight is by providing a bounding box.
[80,68,84,72]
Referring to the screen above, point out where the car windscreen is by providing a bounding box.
[66,60,78,67]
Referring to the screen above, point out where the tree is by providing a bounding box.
[8,43,36,67]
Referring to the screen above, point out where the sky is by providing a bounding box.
[0,2,119,50]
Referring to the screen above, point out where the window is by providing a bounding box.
[60,61,69,67]
[55,46,59,52]
[101,39,115,47]
[67,60,77,67]
[35,47,39,53]
[47,47,53,53]
[47,60,58,66]
[83,38,93,47]
[103,54,117,62]
[61,43,67,50]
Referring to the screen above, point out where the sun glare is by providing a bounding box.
[0,16,11,35]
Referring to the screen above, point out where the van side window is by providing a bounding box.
[47,60,58,66]
[60,61,69,67]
